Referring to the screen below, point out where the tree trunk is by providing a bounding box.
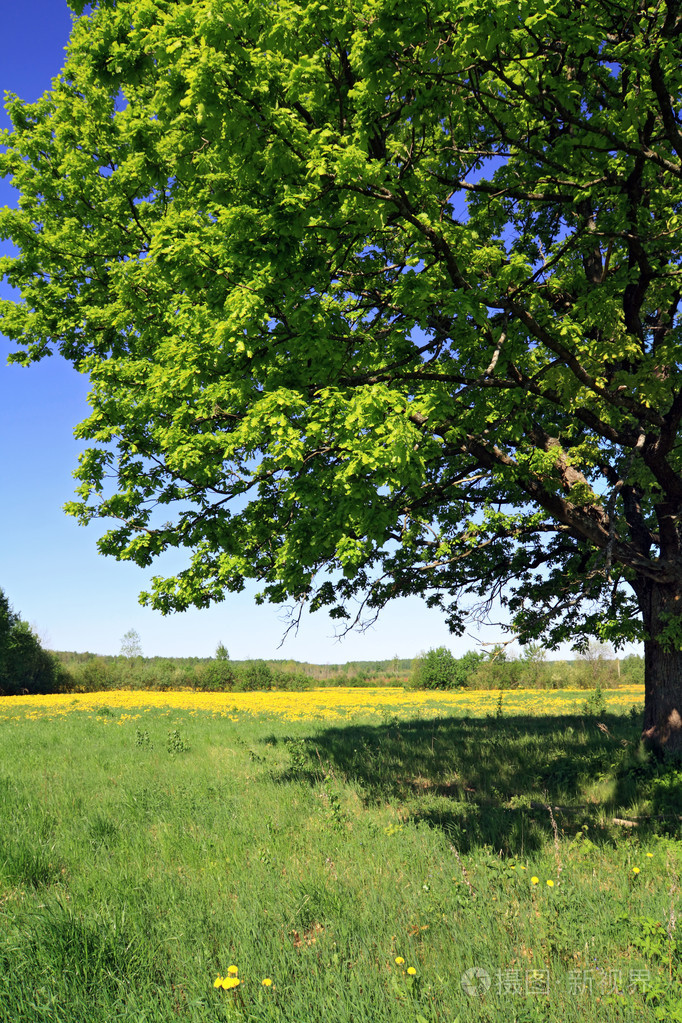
[637,580,682,758]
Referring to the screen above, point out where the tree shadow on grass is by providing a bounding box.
[269,712,682,856]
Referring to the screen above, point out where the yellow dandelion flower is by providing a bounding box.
[531,876,539,885]
[646,853,653,858]
[221,977,241,990]
[214,976,224,988]
[407,967,417,975]
[395,956,405,965]
[227,965,238,975]
[546,879,555,887]
[262,978,273,987]
[632,867,640,874]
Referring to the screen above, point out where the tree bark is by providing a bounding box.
[636,579,682,758]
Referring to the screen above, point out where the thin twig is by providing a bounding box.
[546,804,562,878]
[450,844,476,898]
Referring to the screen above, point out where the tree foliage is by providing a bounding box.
[0,589,62,696]
[3,0,682,748]
[214,642,230,661]
[410,647,483,690]
[120,628,143,659]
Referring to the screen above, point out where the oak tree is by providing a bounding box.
[3,0,682,752]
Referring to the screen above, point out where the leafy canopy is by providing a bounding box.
[410,647,483,690]
[2,0,682,651]
[0,589,62,696]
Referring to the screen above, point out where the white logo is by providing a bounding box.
[461,967,491,996]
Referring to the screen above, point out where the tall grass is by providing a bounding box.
[0,693,679,1022]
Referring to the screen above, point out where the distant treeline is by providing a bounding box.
[37,648,643,694]
[1,635,645,697]
[49,652,413,693]
[413,648,644,691]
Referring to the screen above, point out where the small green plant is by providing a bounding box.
[380,709,400,727]
[321,774,346,829]
[582,683,607,716]
[167,729,189,754]
[621,914,679,965]
[285,738,309,773]
[135,728,153,748]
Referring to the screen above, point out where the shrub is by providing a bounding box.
[69,656,118,692]
[410,647,481,690]
[195,660,237,691]
[270,668,312,691]
[146,659,176,690]
[235,659,272,691]
[468,653,525,690]
[619,654,645,686]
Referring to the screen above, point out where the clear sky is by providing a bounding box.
[0,1,617,663]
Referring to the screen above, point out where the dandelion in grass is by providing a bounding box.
[262,978,273,987]
[632,867,640,875]
[215,965,241,991]
[531,876,539,885]
[407,967,417,975]
[646,853,653,858]
[395,956,405,965]
[546,879,555,887]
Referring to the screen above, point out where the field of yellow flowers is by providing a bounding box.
[0,683,645,724]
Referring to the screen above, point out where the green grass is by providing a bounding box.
[0,701,680,1022]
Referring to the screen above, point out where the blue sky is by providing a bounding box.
[0,1,618,664]
[0,0,497,661]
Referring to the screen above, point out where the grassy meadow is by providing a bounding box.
[1,686,681,1022]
